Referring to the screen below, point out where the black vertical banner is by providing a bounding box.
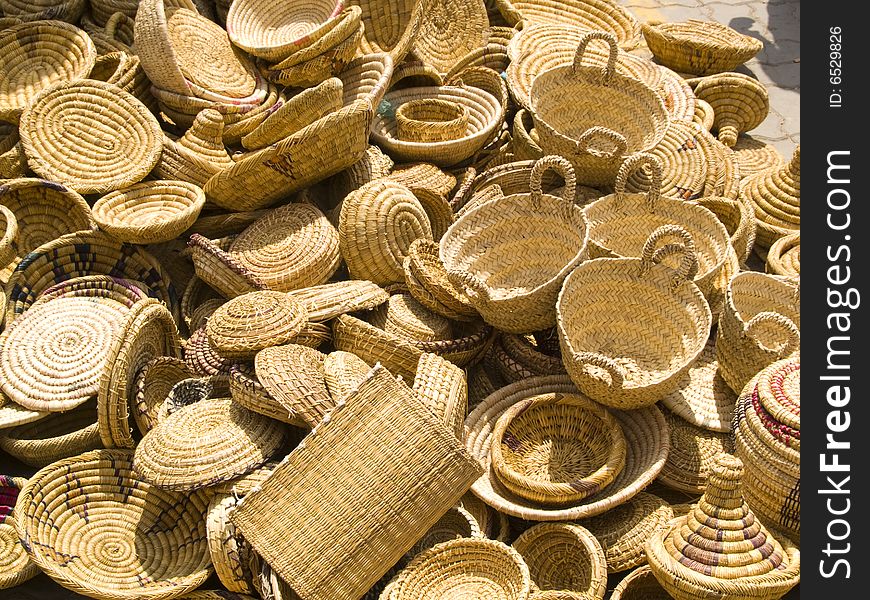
[803,2,868,595]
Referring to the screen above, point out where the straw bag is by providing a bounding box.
[733,357,800,542]
[741,145,800,252]
[0,20,97,122]
[693,72,769,147]
[413,0,488,75]
[352,0,426,62]
[530,32,669,186]
[766,232,800,278]
[230,365,484,600]
[645,454,800,600]
[440,156,590,334]
[610,566,671,600]
[15,449,213,599]
[642,20,763,75]
[557,225,712,410]
[716,272,799,394]
[0,475,38,590]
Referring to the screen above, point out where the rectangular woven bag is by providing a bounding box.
[230,363,484,600]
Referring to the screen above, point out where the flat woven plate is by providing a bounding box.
[206,291,308,358]
[465,375,669,520]
[19,79,162,194]
[134,397,286,491]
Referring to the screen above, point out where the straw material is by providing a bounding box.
[659,408,734,494]
[134,397,286,491]
[0,20,96,122]
[15,449,212,599]
[255,344,331,429]
[0,475,38,590]
[732,135,784,178]
[692,98,714,131]
[89,0,139,25]
[610,565,671,600]
[0,392,48,430]
[460,491,510,542]
[512,523,607,599]
[0,0,85,21]
[716,272,799,394]
[93,180,206,245]
[340,180,434,285]
[695,127,740,199]
[440,156,589,333]
[741,145,800,251]
[0,124,26,179]
[408,505,483,557]
[19,79,162,194]
[207,493,256,594]
[624,121,707,201]
[766,232,800,278]
[307,144,394,209]
[352,0,425,62]
[557,226,712,409]
[98,300,182,449]
[154,110,234,187]
[187,234,265,300]
[413,319,494,369]
[412,352,467,438]
[530,32,669,186]
[492,333,566,382]
[490,393,626,505]
[387,162,457,200]
[645,454,800,600]
[206,291,308,359]
[230,365,484,600]
[88,50,156,112]
[660,335,736,433]
[133,356,193,436]
[656,65,696,124]
[185,325,237,376]
[465,375,670,520]
[403,239,479,321]
[733,358,800,542]
[84,11,136,55]
[396,98,470,143]
[0,204,18,268]
[642,20,763,76]
[0,400,101,467]
[229,364,307,426]
[693,72,769,147]
[371,292,453,342]
[286,279,389,321]
[697,195,756,266]
[371,84,505,167]
[578,491,672,574]
[156,376,227,422]
[413,0,488,75]
[392,538,531,600]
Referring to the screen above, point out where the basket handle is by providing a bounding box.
[572,31,619,84]
[614,153,663,210]
[640,225,699,282]
[574,126,628,159]
[574,352,624,387]
[743,311,800,356]
[453,270,491,302]
[530,155,577,208]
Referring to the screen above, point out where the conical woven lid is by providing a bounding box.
[662,454,788,579]
[742,146,800,228]
[178,109,234,169]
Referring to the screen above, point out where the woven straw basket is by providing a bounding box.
[557,225,712,409]
[741,145,800,252]
[530,32,669,186]
[0,400,101,467]
[766,232,800,278]
[0,0,86,21]
[413,0,488,75]
[352,0,426,62]
[693,72,769,147]
[440,156,589,334]
[642,20,763,75]
[207,493,256,594]
[0,475,39,590]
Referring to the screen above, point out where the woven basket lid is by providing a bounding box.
[229,203,341,291]
[370,292,453,343]
[466,375,669,521]
[578,491,672,574]
[229,364,306,426]
[206,291,308,359]
[731,135,784,178]
[332,313,423,381]
[16,449,213,598]
[133,356,193,436]
[0,474,39,589]
[0,399,101,467]
[207,493,256,594]
[641,20,763,76]
[185,325,237,377]
[412,0,488,75]
[19,79,162,194]
[693,72,769,147]
[404,239,479,321]
[623,121,707,201]
[659,408,735,494]
[755,356,800,431]
[610,565,671,600]
[645,454,800,599]
[98,299,182,449]
[740,145,800,246]
[134,397,286,491]
[286,280,389,322]
[0,20,97,122]
[766,232,800,278]
[255,344,331,429]
[0,391,48,430]
[323,350,371,402]
[340,180,434,285]
[412,352,467,438]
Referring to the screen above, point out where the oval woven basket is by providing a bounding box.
[0,400,101,467]
[0,20,97,122]
[693,72,768,147]
[15,449,213,599]
[0,474,39,590]
[370,292,453,343]
[93,180,207,245]
[530,32,669,186]
[229,364,307,427]
[557,225,712,409]
[19,79,162,194]
[642,20,763,76]
[765,232,800,278]
[440,156,590,334]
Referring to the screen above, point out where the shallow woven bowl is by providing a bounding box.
[14,449,212,599]
[93,180,206,244]
[642,20,763,76]
[371,84,504,167]
[490,393,626,505]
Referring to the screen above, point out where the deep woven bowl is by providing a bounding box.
[642,20,763,76]
[396,98,470,143]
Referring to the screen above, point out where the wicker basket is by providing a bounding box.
[408,505,483,558]
[530,32,669,186]
[371,292,453,343]
[413,0,488,75]
[692,98,714,131]
[766,232,800,278]
[440,156,589,333]
[642,20,763,76]
[696,195,757,266]
[693,72,769,147]
[610,566,671,600]
[254,343,332,429]
[322,350,371,402]
[184,325,237,377]
[207,494,256,594]
[0,475,38,590]
[89,0,138,25]
[489,392,626,505]
[396,98,470,143]
[229,364,307,427]
[206,291,308,359]
[133,356,193,435]
[659,408,734,494]
[0,124,26,179]
[741,145,800,252]
[696,127,740,199]
[286,280,389,322]
[412,352,467,438]
[492,332,566,382]
[655,64,697,124]
[716,272,799,394]
[645,454,800,600]
[15,449,212,599]
[0,399,101,466]
[0,205,18,268]
[352,0,426,62]
[0,391,48,431]
[229,365,484,600]
[624,120,707,201]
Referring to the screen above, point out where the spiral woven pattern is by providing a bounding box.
[413,0,487,75]
[0,204,18,268]
[16,449,212,599]
[695,128,740,199]
[623,121,707,201]
[331,313,423,381]
[255,344,331,428]
[206,292,307,359]
[185,326,237,377]
[19,79,161,194]
[408,505,482,558]
[0,392,48,430]
[694,73,769,147]
[0,20,96,122]
[396,98,470,143]
[765,232,800,277]
[731,135,783,178]
[692,98,714,131]
[740,145,800,250]
[0,0,85,21]
[371,292,453,342]
[0,400,101,467]
[642,20,763,76]
[229,364,306,426]
[0,475,38,590]
[322,350,371,402]
[659,408,734,494]
[133,357,193,436]
[610,565,671,600]
[492,333,565,382]
[207,494,256,594]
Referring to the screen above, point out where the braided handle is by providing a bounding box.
[453,270,491,302]
[575,126,628,159]
[530,155,577,208]
[641,225,699,282]
[574,352,625,387]
[572,31,619,84]
[615,153,663,210]
[744,311,800,356]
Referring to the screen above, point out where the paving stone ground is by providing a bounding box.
[619,0,800,158]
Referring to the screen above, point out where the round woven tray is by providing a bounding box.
[0,400,101,467]
[642,20,763,76]
[255,344,331,429]
[658,408,735,494]
[0,391,48,431]
[413,0,488,75]
[0,474,39,590]
[133,356,193,436]
[206,291,308,359]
